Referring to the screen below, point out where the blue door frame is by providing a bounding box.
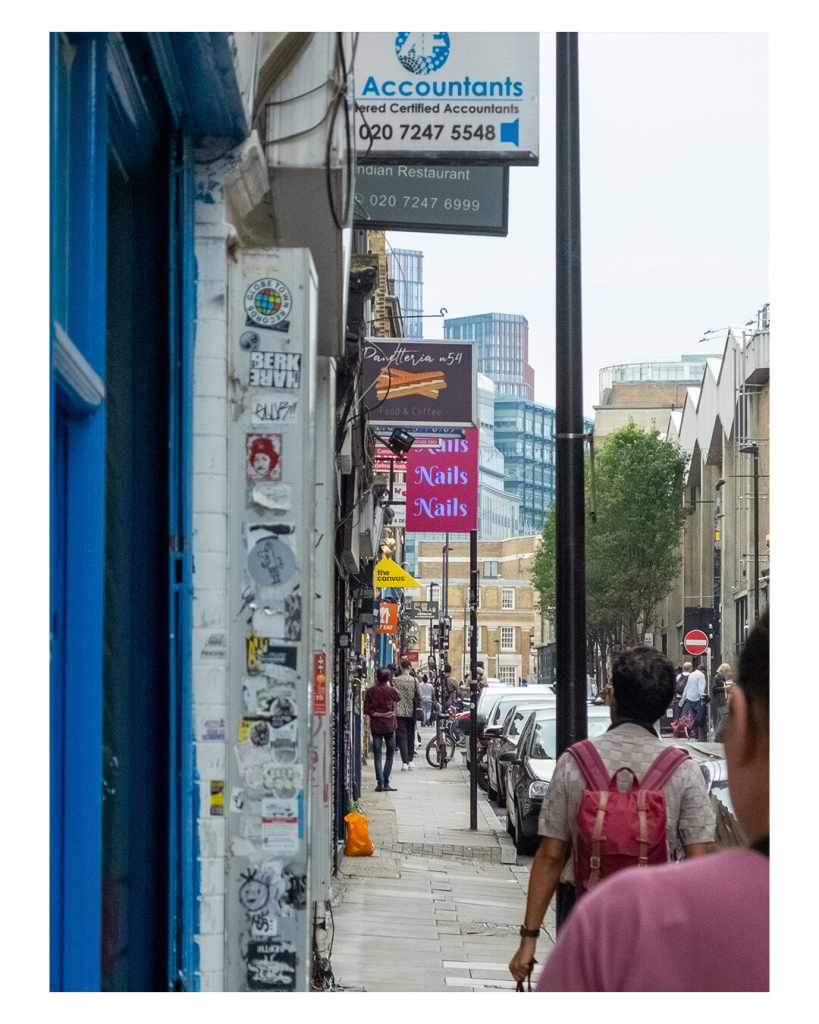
[50,31,108,992]
[51,30,248,991]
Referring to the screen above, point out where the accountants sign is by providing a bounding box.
[354,32,539,165]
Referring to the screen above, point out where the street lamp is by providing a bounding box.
[739,445,760,626]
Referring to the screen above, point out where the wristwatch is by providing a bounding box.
[519,926,540,938]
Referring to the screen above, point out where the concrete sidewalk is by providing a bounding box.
[328,730,556,992]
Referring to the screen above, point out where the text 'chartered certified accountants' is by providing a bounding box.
[354,32,539,165]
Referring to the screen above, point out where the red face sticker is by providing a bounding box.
[246,433,283,483]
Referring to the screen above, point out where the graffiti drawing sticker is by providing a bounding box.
[245,940,297,991]
[244,278,292,333]
[247,535,297,591]
[246,433,283,484]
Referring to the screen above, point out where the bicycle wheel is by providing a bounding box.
[426,736,442,768]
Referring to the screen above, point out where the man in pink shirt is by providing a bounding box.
[537,611,769,992]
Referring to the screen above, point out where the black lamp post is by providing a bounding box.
[739,445,760,626]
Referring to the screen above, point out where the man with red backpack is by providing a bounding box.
[509,646,714,985]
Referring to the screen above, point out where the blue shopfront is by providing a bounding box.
[49,32,248,991]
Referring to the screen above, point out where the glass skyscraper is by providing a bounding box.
[494,397,594,536]
[443,312,534,400]
[387,248,424,338]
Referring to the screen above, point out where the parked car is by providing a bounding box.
[487,701,552,805]
[468,687,556,789]
[502,704,611,854]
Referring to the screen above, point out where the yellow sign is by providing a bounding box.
[374,557,421,589]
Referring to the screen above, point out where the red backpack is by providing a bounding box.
[567,740,690,895]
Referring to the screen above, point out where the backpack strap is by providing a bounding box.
[641,746,690,790]
[566,739,611,791]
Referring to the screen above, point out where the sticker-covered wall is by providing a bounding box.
[192,167,233,992]
[225,250,318,991]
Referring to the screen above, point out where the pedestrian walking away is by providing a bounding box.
[672,665,688,727]
[680,660,707,740]
[442,662,459,709]
[509,645,715,984]
[711,662,732,740]
[363,667,400,792]
[419,674,434,726]
[392,658,423,771]
[537,612,769,991]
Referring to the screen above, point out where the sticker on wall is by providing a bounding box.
[249,351,301,388]
[199,632,226,661]
[244,278,293,333]
[251,482,291,513]
[245,940,297,991]
[210,780,224,816]
[230,787,245,812]
[250,397,300,428]
[197,712,226,743]
[246,433,283,484]
[261,795,300,856]
[243,676,296,717]
[247,525,298,592]
[261,762,303,798]
[313,651,327,717]
[246,637,298,678]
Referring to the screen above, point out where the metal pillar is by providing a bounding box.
[555,31,587,928]
[469,529,478,830]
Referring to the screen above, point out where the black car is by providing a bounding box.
[486,701,552,805]
[469,687,556,789]
[502,705,612,854]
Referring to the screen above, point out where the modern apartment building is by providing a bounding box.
[444,312,534,400]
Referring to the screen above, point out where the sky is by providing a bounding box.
[383,32,769,418]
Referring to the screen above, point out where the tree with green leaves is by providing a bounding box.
[531,421,691,677]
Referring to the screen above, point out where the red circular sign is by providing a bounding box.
[684,630,709,655]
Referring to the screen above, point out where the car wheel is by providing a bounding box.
[514,802,538,856]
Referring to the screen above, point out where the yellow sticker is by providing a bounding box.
[210,781,224,816]
[239,719,252,741]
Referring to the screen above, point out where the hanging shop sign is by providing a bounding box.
[361,339,477,429]
[404,599,439,620]
[405,429,479,532]
[376,602,399,634]
[354,32,539,165]
[354,164,508,235]
[374,557,422,589]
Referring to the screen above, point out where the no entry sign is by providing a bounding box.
[683,630,709,656]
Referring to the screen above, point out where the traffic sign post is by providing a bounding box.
[683,630,709,657]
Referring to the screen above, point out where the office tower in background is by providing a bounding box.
[444,312,534,400]
[387,248,424,337]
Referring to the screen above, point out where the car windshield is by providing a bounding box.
[531,715,610,759]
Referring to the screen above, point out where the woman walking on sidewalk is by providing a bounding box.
[393,659,423,771]
[363,667,401,792]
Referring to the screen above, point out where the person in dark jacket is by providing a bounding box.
[712,662,733,740]
[363,667,401,792]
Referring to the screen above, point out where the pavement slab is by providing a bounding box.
[328,752,556,992]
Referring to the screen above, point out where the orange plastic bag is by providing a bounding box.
[343,812,374,857]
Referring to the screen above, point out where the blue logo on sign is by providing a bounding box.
[395,32,451,75]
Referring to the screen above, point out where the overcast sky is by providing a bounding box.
[384,32,769,418]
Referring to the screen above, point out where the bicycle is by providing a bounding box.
[425,702,455,769]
